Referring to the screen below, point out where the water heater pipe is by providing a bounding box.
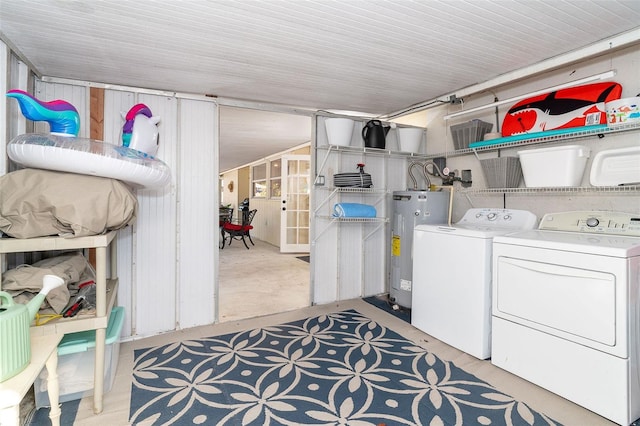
[432,185,454,226]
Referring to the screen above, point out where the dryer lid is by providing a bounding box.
[494,229,640,257]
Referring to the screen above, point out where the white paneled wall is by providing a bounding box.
[250,198,281,246]
[2,42,33,268]
[131,94,179,337]
[220,169,239,210]
[177,99,217,329]
[102,91,137,336]
[34,82,88,137]
[3,43,32,175]
[29,81,217,339]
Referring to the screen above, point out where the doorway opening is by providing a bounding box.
[217,106,312,323]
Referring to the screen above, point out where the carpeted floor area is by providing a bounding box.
[129,309,560,425]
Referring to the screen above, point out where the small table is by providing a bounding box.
[0,333,63,426]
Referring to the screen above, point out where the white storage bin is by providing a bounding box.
[517,145,590,187]
[34,306,125,408]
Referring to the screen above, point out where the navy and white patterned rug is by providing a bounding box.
[130,309,560,425]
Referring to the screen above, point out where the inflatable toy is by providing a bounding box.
[7,89,80,136]
[121,103,161,156]
[501,82,622,136]
[5,90,171,188]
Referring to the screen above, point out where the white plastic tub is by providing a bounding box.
[34,306,125,408]
[517,145,590,187]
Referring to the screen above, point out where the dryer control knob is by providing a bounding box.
[586,217,600,227]
[503,214,512,221]
[487,213,497,221]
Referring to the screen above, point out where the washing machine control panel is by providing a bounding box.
[539,211,640,236]
[458,208,537,229]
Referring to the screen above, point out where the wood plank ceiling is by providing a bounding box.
[1,0,640,171]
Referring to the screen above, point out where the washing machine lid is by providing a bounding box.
[414,208,538,238]
[415,223,521,238]
[494,229,640,257]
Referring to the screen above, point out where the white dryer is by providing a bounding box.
[492,211,640,426]
[411,208,537,360]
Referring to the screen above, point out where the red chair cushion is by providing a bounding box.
[223,223,253,232]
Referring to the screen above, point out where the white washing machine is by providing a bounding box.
[411,208,537,359]
[492,211,640,426]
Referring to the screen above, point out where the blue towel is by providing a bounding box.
[332,203,377,218]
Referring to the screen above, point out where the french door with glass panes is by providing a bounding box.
[280,155,310,253]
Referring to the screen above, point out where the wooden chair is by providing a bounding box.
[221,209,257,249]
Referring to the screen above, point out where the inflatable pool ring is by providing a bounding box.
[7,133,171,188]
[6,90,171,188]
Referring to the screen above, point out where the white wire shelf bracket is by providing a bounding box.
[461,185,640,195]
[313,187,389,215]
[315,122,640,163]
[316,187,389,194]
[423,121,640,160]
[312,216,389,242]
[316,215,389,222]
[316,144,431,159]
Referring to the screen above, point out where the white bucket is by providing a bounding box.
[398,127,424,153]
[324,118,355,146]
[605,97,640,126]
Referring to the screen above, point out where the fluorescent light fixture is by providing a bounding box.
[443,70,617,120]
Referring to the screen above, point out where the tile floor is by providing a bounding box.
[217,238,311,323]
